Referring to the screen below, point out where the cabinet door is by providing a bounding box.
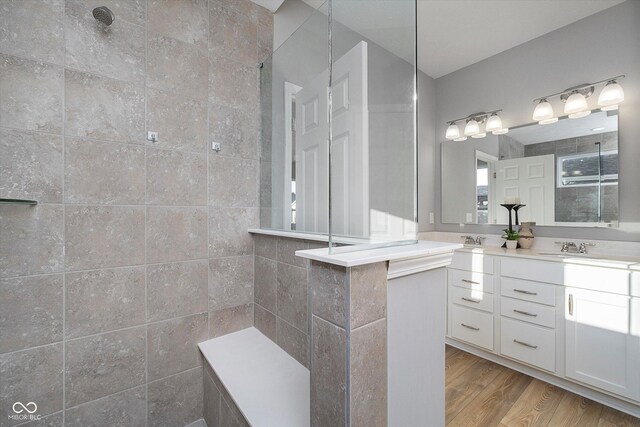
[565,288,640,401]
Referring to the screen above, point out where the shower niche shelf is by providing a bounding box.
[0,198,38,205]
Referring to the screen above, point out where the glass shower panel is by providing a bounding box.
[329,0,418,247]
[259,2,329,234]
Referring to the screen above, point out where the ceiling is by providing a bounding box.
[285,0,626,79]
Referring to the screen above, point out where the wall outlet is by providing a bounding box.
[211,142,221,152]
[466,213,473,223]
[147,131,158,143]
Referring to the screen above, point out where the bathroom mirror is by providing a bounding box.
[441,110,619,227]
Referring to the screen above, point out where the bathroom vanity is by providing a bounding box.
[446,247,640,416]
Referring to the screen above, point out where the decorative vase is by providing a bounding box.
[506,240,518,249]
[518,222,535,249]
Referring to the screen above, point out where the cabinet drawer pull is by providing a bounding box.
[461,279,480,285]
[513,288,537,295]
[513,339,538,349]
[513,309,538,317]
[569,294,573,316]
[461,297,481,303]
[461,323,480,331]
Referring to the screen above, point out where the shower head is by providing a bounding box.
[92,6,115,26]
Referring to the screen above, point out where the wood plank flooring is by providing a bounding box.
[445,345,640,427]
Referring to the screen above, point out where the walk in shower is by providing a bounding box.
[259,0,418,249]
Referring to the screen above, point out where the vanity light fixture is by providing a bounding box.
[445,110,506,140]
[532,75,625,123]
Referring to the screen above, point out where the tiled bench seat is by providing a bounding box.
[198,327,310,427]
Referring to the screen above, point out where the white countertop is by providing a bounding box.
[295,240,463,267]
[198,327,310,427]
[456,246,640,270]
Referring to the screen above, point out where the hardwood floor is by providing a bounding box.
[445,345,640,427]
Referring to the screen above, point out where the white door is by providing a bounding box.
[565,288,640,400]
[493,154,555,225]
[295,41,369,236]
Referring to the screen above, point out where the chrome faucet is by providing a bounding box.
[579,242,595,254]
[555,241,595,254]
[462,235,484,246]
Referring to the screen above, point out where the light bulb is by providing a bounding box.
[598,80,624,109]
[471,132,486,139]
[453,136,467,142]
[485,114,502,132]
[564,92,589,115]
[464,119,480,136]
[533,99,554,121]
[539,117,558,125]
[445,123,460,140]
[493,128,509,135]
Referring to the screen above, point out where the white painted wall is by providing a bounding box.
[428,0,640,241]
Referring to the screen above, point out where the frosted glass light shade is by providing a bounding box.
[464,119,480,136]
[493,128,509,135]
[598,81,624,110]
[453,136,467,142]
[569,110,591,119]
[485,114,502,132]
[471,132,486,139]
[539,117,558,125]
[533,99,554,121]
[564,92,588,115]
[445,123,460,140]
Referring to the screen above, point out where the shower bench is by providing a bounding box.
[198,327,310,427]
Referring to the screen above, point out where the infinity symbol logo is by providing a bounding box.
[12,402,37,414]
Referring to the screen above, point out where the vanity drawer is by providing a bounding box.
[500,317,555,372]
[449,251,494,274]
[500,277,556,306]
[450,285,494,313]
[451,305,494,351]
[449,269,494,294]
[500,296,555,328]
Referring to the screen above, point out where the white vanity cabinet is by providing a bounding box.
[446,250,640,414]
[565,288,640,401]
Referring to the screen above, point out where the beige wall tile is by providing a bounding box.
[209,303,253,338]
[147,260,208,322]
[209,156,258,207]
[65,327,145,407]
[65,205,145,271]
[65,0,145,84]
[209,103,259,160]
[254,256,276,312]
[254,303,276,342]
[0,128,63,203]
[147,313,208,381]
[0,205,64,278]
[209,207,258,257]
[254,234,276,260]
[0,54,63,133]
[350,262,387,329]
[65,386,145,427]
[0,274,63,353]
[277,262,308,332]
[148,0,208,49]
[311,316,346,427]
[146,206,208,263]
[146,88,207,153]
[146,148,207,206]
[72,0,145,26]
[209,3,257,67]
[209,256,253,311]
[65,69,144,143]
[277,237,309,268]
[64,138,145,205]
[65,266,145,339]
[0,0,64,64]
[276,318,308,368]
[310,260,346,327]
[209,56,257,112]
[350,319,387,427]
[147,367,204,427]
[0,343,63,424]
[147,33,208,100]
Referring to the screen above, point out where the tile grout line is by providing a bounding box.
[207,0,212,343]
[61,1,67,422]
[143,1,149,425]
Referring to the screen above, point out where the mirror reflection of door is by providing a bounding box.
[475,151,497,225]
[294,41,369,235]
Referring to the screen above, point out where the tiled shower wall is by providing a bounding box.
[0,1,272,426]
